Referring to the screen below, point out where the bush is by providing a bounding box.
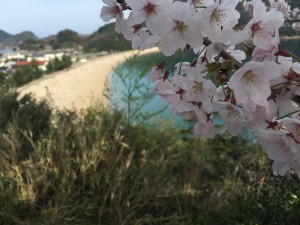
[46,55,72,74]
[12,61,43,86]
[19,39,45,51]
[0,90,52,160]
[0,105,299,225]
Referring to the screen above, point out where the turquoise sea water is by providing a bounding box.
[280,38,300,58]
[111,39,300,138]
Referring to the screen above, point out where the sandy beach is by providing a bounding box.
[18,48,159,111]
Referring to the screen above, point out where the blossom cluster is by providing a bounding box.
[243,0,300,31]
[100,0,300,177]
[291,6,300,31]
[268,0,291,20]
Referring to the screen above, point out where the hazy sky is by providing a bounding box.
[0,0,108,38]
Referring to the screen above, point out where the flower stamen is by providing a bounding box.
[211,9,227,25]
[192,82,203,94]
[244,71,256,85]
[226,106,240,119]
[173,21,188,36]
[143,3,157,17]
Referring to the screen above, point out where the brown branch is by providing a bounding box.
[203,37,242,68]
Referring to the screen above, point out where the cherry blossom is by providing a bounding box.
[225,45,246,63]
[187,0,214,9]
[202,0,240,39]
[126,0,171,25]
[172,68,216,112]
[269,0,291,20]
[228,61,281,107]
[146,1,205,56]
[100,0,123,22]
[234,0,284,49]
[256,129,300,176]
[100,0,300,178]
[281,118,300,151]
[213,101,245,135]
[242,0,253,15]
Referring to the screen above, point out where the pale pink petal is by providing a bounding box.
[253,0,266,21]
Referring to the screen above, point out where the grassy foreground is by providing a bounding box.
[0,94,300,225]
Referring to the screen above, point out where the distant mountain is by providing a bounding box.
[48,29,83,50]
[0,30,12,42]
[4,31,37,46]
[18,24,132,53]
[0,30,37,47]
[82,23,131,52]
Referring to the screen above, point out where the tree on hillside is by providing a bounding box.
[50,29,82,49]
[13,61,43,86]
[0,72,6,86]
[57,29,81,43]
[83,23,131,52]
[46,55,72,74]
[19,39,45,51]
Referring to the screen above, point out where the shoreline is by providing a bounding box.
[18,48,159,112]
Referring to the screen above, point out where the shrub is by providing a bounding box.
[0,105,300,225]
[0,90,52,160]
[46,55,72,74]
[12,61,43,86]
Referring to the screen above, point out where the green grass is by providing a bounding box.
[0,103,300,225]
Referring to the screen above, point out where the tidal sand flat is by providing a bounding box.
[18,48,158,111]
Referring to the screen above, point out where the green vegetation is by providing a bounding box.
[0,98,300,224]
[0,72,6,86]
[286,0,300,8]
[4,55,73,87]
[56,29,81,43]
[83,23,132,52]
[0,90,52,159]
[0,31,37,47]
[12,61,43,86]
[20,24,132,52]
[49,29,83,49]
[1,40,300,224]
[37,25,132,52]
[0,22,130,52]
[46,54,72,73]
[19,39,45,51]
[107,53,166,126]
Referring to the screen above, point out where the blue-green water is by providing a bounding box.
[280,38,300,58]
[109,54,193,130]
[111,39,300,135]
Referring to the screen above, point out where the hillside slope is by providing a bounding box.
[0,30,12,42]
[0,30,37,47]
[18,23,132,52]
[83,23,132,52]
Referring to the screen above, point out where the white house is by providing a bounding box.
[28,53,45,62]
[3,52,26,61]
[44,52,64,61]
